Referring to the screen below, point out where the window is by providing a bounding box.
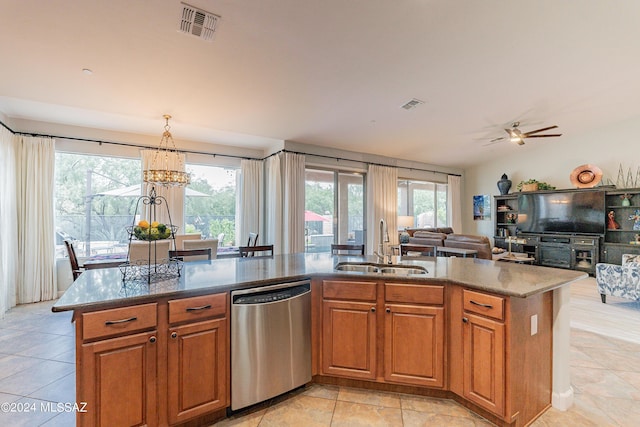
[55,152,141,258]
[398,180,448,228]
[305,168,364,252]
[184,164,238,246]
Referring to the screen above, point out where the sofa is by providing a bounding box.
[406,228,492,260]
[595,254,640,303]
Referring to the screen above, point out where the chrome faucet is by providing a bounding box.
[373,218,391,264]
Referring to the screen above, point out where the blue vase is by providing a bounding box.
[497,174,512,195]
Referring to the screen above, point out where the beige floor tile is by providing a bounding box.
[337,386,401,408]
[0,354,44,381]
[570,365,639,399]
[331,400,403,427]
[301,383,339,400]
[213,407,266,427]
[260,395,335,427]
[28,372,75,403]
[0,396,59,427]
[0,359,74,396]
[402,409,493,427]
[401,394,476,418]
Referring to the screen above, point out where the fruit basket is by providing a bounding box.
[126,222,178,241]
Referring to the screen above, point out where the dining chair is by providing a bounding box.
[331,244,365,255]
[183,239,219,260]
[64,240,83,280]
[169,248,212,262]
[174,233,202,250]
[239,244,274,258]
[247,232,258,247]
[128,240,171,265]
[400,243,435,257]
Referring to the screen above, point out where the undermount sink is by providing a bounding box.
[334,262,427,275]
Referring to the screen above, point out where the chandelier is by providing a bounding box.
[143,115,191,187]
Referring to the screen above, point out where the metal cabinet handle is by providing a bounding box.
[386,307,391,313]
[371,307,376,313]
[171,332,177,339]
[470,300,493,309]
[149,336,156,343]
[105,316,137,325]
[186,304,212,312]
[462,317,468,323]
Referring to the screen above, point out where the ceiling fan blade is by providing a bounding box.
[490,136,505,143]
[524,134,562,138]
[483,138,504,147]
[522,125,558,136]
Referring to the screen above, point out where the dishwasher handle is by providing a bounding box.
[232,281,310,305]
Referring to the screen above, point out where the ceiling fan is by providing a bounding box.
[486,122,562,146]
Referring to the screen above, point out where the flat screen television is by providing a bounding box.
[517,190,606,235]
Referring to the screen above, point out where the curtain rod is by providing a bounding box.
[0,118,461,176]
[279,149,462,177]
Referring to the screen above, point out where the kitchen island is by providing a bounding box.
[54,254,586,427]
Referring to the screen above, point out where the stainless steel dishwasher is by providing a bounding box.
[231,280,311,410]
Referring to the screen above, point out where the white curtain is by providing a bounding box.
[0,127,18,315]
[140,149,185,231]
[265,155,282,251]
[238,159,263,247]
[282,152,305,254]
[366,164,398,255]
[447,175,462,233]
[264,152,305,254]
[16,136,57,304]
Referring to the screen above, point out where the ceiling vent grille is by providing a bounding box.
[400,98,425,110]
[179,2,220,41]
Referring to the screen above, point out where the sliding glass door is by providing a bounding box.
[305,169,364,252]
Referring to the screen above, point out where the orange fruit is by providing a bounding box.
[138,220,150,228]
[151,221,160,228]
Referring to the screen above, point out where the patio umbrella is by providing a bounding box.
[96,184,210,197]
[305,210,329,222]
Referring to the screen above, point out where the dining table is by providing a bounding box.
[82,253,128,270]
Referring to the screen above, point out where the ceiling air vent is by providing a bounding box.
[400,98,425,110]
[179,2,220,41]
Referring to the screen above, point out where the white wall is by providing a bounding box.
[463,115,640,239]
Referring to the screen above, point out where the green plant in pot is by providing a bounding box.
[516,179,556,192]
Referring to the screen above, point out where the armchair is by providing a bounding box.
[595,254,640,303]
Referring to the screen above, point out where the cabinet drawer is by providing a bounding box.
[572,237,597,246]
[385,283,443,305]
[169,293,227,324]
[463,290,505,321]
[82,303,157,340]
[323,280,376,301]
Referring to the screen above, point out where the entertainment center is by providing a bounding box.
[494,187,640,275]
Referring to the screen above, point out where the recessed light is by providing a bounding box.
[82,68,93,75]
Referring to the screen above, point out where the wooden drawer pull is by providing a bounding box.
[104,316,137,325]
[186,304,212,312]
[470,300,493,309]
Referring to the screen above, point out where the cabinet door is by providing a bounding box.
[168,318,227,424]
[462,312,505,416]
[322,299,377,379]
[79,331,158,427]
[384,304,444,387]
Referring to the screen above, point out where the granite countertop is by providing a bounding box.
[52,253,587,312]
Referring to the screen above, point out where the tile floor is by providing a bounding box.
[0,277,638,426]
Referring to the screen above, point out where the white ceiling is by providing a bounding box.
[2,0,640,169]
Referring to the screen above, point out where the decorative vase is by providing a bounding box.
[497,174,512,195]
[399,230,410,243]
[622,197,631,207]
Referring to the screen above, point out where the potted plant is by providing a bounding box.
[516,179,556,192]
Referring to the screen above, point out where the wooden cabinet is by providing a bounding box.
[450,287,553,426]
[167,293,228,424]
[321,280,377,379]
[78,303,159,427]
[168,318,227,424]
[383,283,444,387]
[76,293,228,427]
[320,280,445,387]
[461,289,506,415]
